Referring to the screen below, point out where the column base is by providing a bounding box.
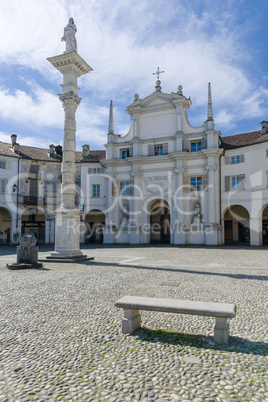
[45,207,93,262]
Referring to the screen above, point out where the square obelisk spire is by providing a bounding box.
[46,18,93,262]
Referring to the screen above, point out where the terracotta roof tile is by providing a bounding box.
[220,130,268,150]
[0,142,106,163]
[0,142,20,158]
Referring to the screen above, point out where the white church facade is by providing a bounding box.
[1,81,268,247]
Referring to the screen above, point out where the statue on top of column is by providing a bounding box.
[61,18,77,53]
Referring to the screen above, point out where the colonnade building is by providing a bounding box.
[1,81,268,246]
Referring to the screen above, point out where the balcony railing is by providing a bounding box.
[23,196,43,206]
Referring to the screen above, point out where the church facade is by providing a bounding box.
[1,81,268,246]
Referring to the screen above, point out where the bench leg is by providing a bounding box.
[122,309,141,334]
[214,317,229,344]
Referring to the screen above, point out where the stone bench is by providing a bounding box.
[115,296,236,344]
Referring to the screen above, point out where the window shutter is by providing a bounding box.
[225,156,230,165]
[183,175,190,192]
[203,174,208,190]
[6,162,11,170]
[129,146,133,157]
[1,179,6,193]
[240,174,245,190]
[225,176,230,192]
[201,137,207,150]
[266,171,268,187]
[148,144,154,156]
[88,168,93,174]
[182,139,189,152]
[100,167,104,173]
[163,143,168,155]
[240,154,244,163]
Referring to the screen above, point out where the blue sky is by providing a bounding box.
[0,0,268,150]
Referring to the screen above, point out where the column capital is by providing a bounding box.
[174,167,186,175]
[59,91,81,111]
[206,164,219,172]
[131,170,143,178]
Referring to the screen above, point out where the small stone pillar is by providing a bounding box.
[7,234,43,269]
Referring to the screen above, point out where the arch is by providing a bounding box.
[223,205,250,244]
[148,199,170,244]
[21,208,45,244]
[0,207,11,244]
[85,209,105,243]
[261,204,268,246]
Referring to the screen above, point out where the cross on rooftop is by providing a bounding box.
[153,67,164,80]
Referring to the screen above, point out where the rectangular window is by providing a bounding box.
[92,184,100,197]
[93,168,100,174]
[30,164,39,173]
[231,155,240,164]
[0,161,6,169]
[121,149,129,159]
[191,142,202,152]
[155,145,163,155]
[231,175,241,190]
[120,181,130,195]
[190,176,203,191]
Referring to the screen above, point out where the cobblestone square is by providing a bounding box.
[1,245,268,401]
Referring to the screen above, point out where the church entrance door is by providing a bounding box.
[149,199,170,244]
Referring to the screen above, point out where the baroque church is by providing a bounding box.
[1,78,268,247]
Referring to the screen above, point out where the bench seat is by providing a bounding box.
[115,296,236,344]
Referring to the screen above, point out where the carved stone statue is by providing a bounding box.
[62,18,77,53]
[192,202,202,225]
[120,202,129,227]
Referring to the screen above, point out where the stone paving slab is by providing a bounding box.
[0,245,267,401]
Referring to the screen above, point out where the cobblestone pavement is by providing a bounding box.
[0,245,268,402]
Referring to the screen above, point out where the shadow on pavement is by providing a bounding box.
[134,327,268,356]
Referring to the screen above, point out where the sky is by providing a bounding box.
[0,0,268,151]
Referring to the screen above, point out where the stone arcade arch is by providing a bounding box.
[223,205,250,244]
[21,208,46,244]
[261,204,268,246]
[0,207,11,244]
[85,209,105,243]
[149,199,170,244]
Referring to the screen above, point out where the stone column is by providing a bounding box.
[129,170,142,244]
[47,50,92,261]
[173,168,186,244]
[59,91,81,208]
[103,174,115,243]
[205,165,219,245]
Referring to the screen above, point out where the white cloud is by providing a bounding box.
[0,0,267,147]
[0,84,62,129]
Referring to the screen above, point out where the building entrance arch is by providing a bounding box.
[21,208,45,244]
[85,209,105,243]
[261,204,268,246]
[149,199,170,244]
[0,207,11,244]
[223,205,250,244]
